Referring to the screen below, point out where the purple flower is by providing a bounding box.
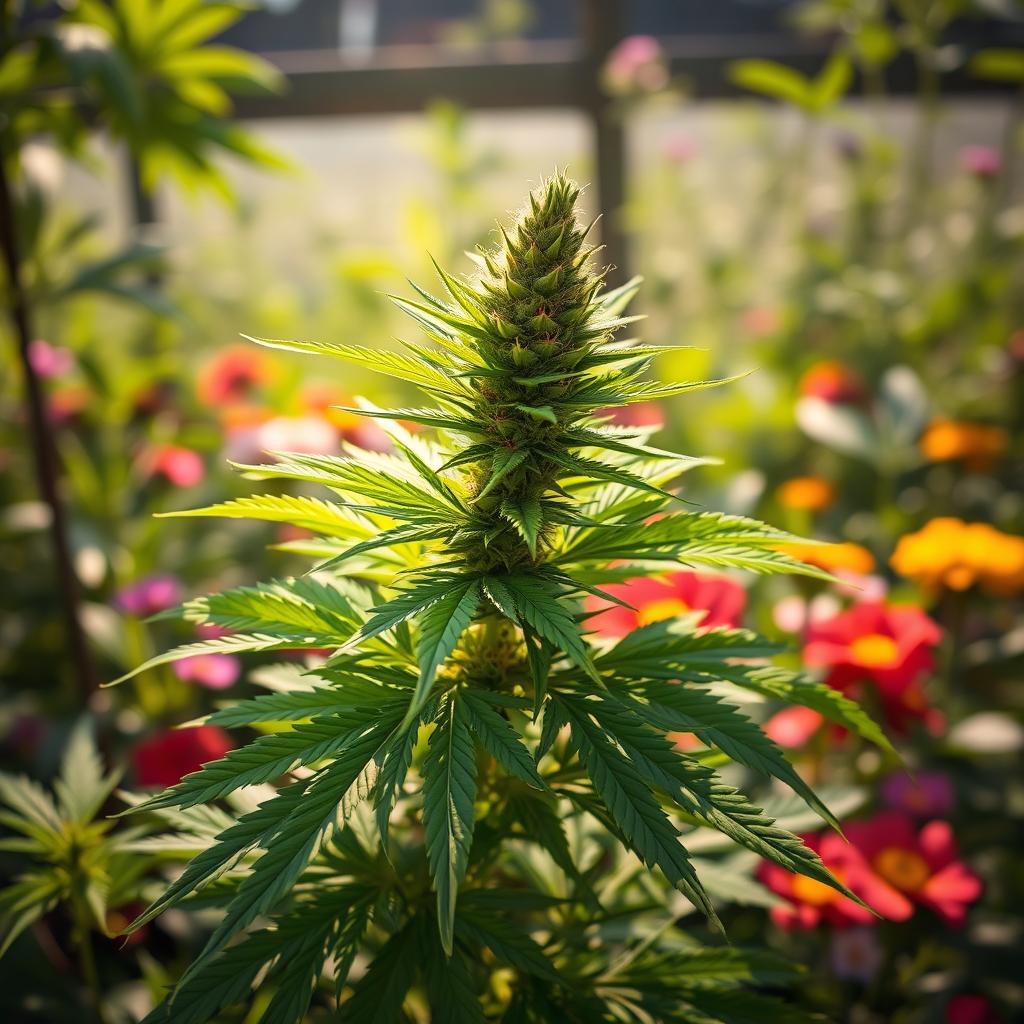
[881,771,955,817]
[28,339,75,378]
[830,927,883,982]
[172,654,241,690]
[116,574,183,617]
[960,145,1001,179]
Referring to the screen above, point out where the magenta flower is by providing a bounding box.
[116,574,183,617]
[28,339,75,378]
[172,653,241,690]
[960,145,1001,179]
[881,772,955,818]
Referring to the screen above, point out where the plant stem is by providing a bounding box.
[0,146,97,698]
[71,899,108,1024]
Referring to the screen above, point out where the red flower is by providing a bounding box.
[132,726,233,788]
[758,830,913,930]
[799,361,865,404]
[595,401,664,431]
[198,344,270,406]
[846,813,982,926]
[585,571,745,638]
[150,445,205,487]
[763,705,825,749]
[803,603,941,732]
[947,995,1004,1024]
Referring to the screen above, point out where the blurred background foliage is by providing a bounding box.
[1,0,1022,1022]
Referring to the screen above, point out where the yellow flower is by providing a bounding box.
[891,518,1024,596]
[776,476,836,512]
[781,541,876,576]
[920,418,1007,470]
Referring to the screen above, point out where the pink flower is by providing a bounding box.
[829,927,883,981]
[604,35,668,95]
[172,653,241,690]
[763,706,824,749]
[596,401,664,431]
[881,772,955,818]
[758,829,914,930]
[256,416,338,458]
[846,813,982,926]
[663,134,695,164]
[150,445,205,487]
[28,339,74,378]
[960,145,1001,179]
[115,574,183,617]
[133,726,233,788]
[585,571,746,638]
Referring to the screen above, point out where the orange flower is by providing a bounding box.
[799,361,865,404]
[891,518,1024,597]
[776,476,836,511]
[920,418,1007,471]
[780,541,876,576]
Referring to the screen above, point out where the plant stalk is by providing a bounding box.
[0,148,97,698]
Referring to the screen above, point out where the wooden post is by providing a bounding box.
[580,0,627,287]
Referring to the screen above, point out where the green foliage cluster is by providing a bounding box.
[113,176,888,1022]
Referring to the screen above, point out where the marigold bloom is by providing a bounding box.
[133,726,233,787]
[891,518,1024,596]
[846,813,981,925]
[920,418,1007,470]
[198,344,271,405]
[585,571,745,638]
[804,602,941,733]
[781,541,876,576]
[776,476,836,511]
[758,830,913,929]
[799,361,865,404]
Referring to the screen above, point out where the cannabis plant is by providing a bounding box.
[117,175,888,1022]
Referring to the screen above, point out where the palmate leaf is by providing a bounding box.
[554,693,721,931]
[423,692,478,955]
[578,694,860,905]
[610,678,840,831]
[338,919,420,1022]
[137,706,404,811]
[143,884,375,1024]
[556,510,834,582]
[156,493,372,537]
[483,573,600,685]
[245,334,469,396]
[179,710,403,982]
[411,578,482,724]
[462,689,546,790]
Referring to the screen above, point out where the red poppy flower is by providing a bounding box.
[803,603,941,732]
[198,345,270,406]
[132,726,233,788]
[585,571,746,638]
[846,813,982,926]
[758,830,913,930]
